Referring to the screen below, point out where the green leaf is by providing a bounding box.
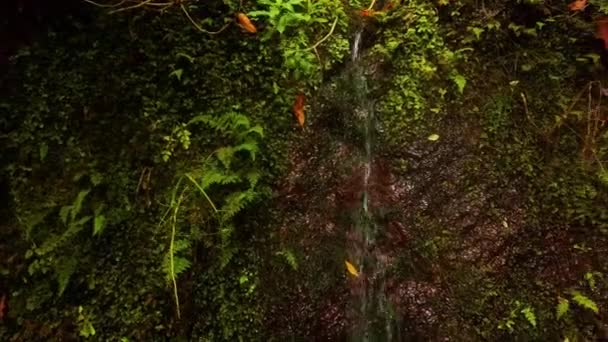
[556,297,569,320]
[93,214,106,236]
[571,291,598,313]
[450,74,467,94]
[216,146,235,169]
[521,306,536,328]
[60,205,72,224]
[56,257,78,296]
[276,249,298,270]
[163,254,192,283]
[40,142,48,161]
[71,189,91,222]
[169,69,183,81]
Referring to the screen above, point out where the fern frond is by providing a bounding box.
[163,253,192,283]
[220,189,258,221]
[71,190,91,222]
[59,205,71,224]
[187,114,213,126]
[36,217,91,256]
[571,291,598,313]
[233,141,259,161]
[231,114,251,131]
[55,257,78,296]
[197,168,241,190]
[219,245,236,269]
[520,307,536,328]
[216,146,234,169]
[173,238,191,253]
[245,170,261,188]
[276,249,298,270]
[556,297,569,320]
[244,125,264,138]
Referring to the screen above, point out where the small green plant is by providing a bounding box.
[21,183,107,297]
[498,301,537,333]
[160,113,264,319]
[248,0,346,81]
[77,306,96,338]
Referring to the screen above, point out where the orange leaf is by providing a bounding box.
[293,93,305,127]
[345,260,360,277]
[568,0,587,11]
[597,17,608,48]
[237,13,257,33]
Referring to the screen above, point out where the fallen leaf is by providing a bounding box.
[236,13,257,33]
[293,93,305,127]
[597,16,608,49]
[427,134,440,141]
[568,0,587,11]
[345,260,359,277]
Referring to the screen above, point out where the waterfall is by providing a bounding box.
[349,30,399,342]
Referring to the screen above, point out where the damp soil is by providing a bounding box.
[258,81,608,340]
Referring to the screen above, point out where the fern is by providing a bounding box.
[164,184,188,319]
[197,167,241,190]
[276,249,298,270]
[55,257,78,296]
[162,112,264,316]
[521,306,536,328]
[571,291,599,313]
[163,254,192,283]
[556,297,570,320]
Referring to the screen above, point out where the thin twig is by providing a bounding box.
[185,173,219,213]
[169,187,186,319]
[109,0,164,14]
[306,17,339,51]
[367,0,377,11]
[180,3,231,35]
[82,0,128,8]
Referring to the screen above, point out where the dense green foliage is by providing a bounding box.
[1,0,608,340]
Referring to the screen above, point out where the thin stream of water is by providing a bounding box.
[350,29,400,342]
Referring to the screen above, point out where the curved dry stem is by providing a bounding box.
[82,0,128,8]
[180,3,231,35]
[367,0,377,11]
[108,0,171,14]
[307,16,339,51]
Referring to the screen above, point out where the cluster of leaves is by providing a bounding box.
[370,0,466,150]
[161,113,265,319]
[0,0,349,337]
[249,0,350,84]
[414,0,608,340]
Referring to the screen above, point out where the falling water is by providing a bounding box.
[349,30,399,342]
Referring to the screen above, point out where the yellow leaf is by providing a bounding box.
[427,134,440,141]
[345,260,359,277]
